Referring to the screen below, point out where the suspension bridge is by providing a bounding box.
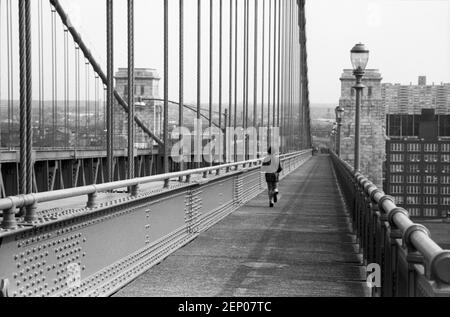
[0,0,449,297]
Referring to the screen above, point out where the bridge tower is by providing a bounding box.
[339,69,385,188]
[115,68,163,148]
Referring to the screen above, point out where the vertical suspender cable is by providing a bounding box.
[18,0,27,200]
[51,7,56,146]
[277,0,281,129]
[261,0,265,129]
[179,0,184,173]
[218,0,223,131]
[267,0,272,137]
[163,0,169,180]
[75,45,80,148]
[228,0,233,129]
[64,29,68,146]
[233,0,239,162]
[218,0,223,161]
[0,1,2,147]
[197,0,202,168]
[7,0,13,148]
[106,0,114,182]
[253,0,258,130]
[127,0,135,182]
[85,61,89,138]
[272,0,277,129]
[209,0,213,131]
[37,0,42,140]
[209,0,213,167]
[242,0,246,131]
[244,0,249,131]
[40,0,45,137]
[25,0,34,203]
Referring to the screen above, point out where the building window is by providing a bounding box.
[407,143,421,152]
[402,115,414,137]
[424,196,438,205]
[424,208,438,217]
[389,115,401,136]
[391,175,404,184]
[368,87,373,98]
[424,154,438,163]
[390,186,404,194]
[409,208,421,217]
[124,85,128,96]
[408,164,420,173]
[442,176,450,185]
[424,164,437,174]
[407,186,420,195]
[408,154,421,163]
[442,187,450,195]
[407,175,420,184]
[394,196,404,205]
[423,186,438,195]
[424,176,438,184]
[442,197,450,206]
[441,154,450,163]
[390,164,404,173]
[391,154,404,162]
[442,144,450,153]
[442,165,450,174]
[424,144,438,152]
[141,85,145,96]
[406,196,420,205]
[391,143,404,152]
[439,115,450,136]
[351,88,355,97]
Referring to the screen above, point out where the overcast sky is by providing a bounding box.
[306,0,450,104]
[1,0,449,106]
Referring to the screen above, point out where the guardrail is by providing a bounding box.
[330,152,450,297]
[0,149,312,297]
[1,150,310,229]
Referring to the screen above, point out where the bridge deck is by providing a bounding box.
[114,155,369,297]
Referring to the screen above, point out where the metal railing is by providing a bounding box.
[1,150,311,230]
[331,152,450,297]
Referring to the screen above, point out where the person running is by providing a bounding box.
[261,147,283,208]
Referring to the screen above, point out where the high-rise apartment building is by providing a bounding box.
[383,77,450,219]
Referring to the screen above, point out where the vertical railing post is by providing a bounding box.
[1,204,18,230]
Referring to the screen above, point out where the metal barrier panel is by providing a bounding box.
[0,151,312,297]
[330,152,450,297]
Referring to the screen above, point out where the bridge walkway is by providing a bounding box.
[114,155,369,297]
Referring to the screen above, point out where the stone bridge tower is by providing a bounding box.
[339,69,385,188]
[114,68,162,148]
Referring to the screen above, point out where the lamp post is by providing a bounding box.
[331,127,337,153]
[350,43,369,171]
[335,106,344,157]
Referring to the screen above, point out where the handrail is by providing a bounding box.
[330,151,450,286]
[0,150,311,228]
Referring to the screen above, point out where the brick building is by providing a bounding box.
[383,76,450,219]
[385,109,450,219]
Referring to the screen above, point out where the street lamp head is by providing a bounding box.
[335,106,345,122]
[351,43,369,72]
